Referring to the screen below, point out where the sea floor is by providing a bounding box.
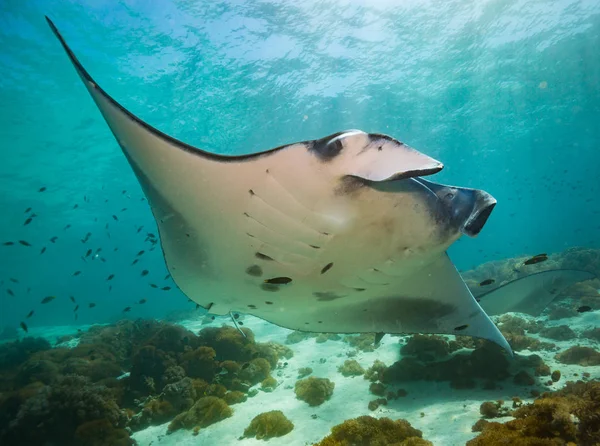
[23,309,600,446]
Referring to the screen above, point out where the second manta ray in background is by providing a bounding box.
[47,17,511,354]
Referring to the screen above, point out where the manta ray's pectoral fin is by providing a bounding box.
[477,269,595,316]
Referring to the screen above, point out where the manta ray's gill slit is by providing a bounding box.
[246,186,326,240]
[454,324,469,331]
[242,212,321,260]
[255,252,274,261]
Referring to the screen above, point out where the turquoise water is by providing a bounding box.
[0,2,600,444]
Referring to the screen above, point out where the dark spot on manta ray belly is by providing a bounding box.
[245,265,263,277]
[320,262,333,274]
[255,252,274,261]
[264,277,292,285]
[314,291,345,301]
[248,304,257,309]
[454,324,469,331]
[265,301,273,305]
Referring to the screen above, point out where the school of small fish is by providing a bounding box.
[1,186,182,333]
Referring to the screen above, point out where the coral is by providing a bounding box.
[294,377,335,406]
[316,333,342,343]
[0,375,125,446]
[479,401,511,418]
[167,396,232,433]
[546,306,578,320]
[238,358,271,385]
[369,382,386,396]
[223,391,247,405]
[197,326,255,362]
[162,377,197,411]
[382,342,514,389]
[297,367,313,379]
[243,410,294,440]
[364,360,388,382]
[368,398,387,411]
[285,331,316,344]
[539,325,577,341]
[513,370,535,386]
[0,337,51,373]
[129,344,175,395]
[16,358,60,386]
[343,333,377,352]
[73,419,135,446]
[163,365,186,384]
[401,334,451,361]
[582,327,600,342]
[551,370,561,382]
[261,376,278,392]
[471,419,489,432]
[139,399,177,425]
[468,380,600,445]
[180,346,218,381]
[313,415,432,446]
[338,360,365,377]
[555,346,600,366]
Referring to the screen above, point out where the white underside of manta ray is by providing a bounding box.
[47,17,521,352]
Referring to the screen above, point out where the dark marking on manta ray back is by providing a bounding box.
[255,252,274,261]
[265,301,273,305]
[321,262,334,274]
[245,265,263,277]
[314,291,345,301]
[309,131,347,161]
[249,189,255,195]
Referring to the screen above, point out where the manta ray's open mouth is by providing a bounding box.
[462,191,496,237]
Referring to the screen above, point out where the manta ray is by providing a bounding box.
[47,17,512,352]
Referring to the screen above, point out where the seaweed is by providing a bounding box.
[294,377,335,406]
[242,410,294,440]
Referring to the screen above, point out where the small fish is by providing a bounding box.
[74,305,79,312]
[20,321,28,333]
[100,257,106,262]
[136,226,143,233]
[18,240,32,247]
[3,241,14,246]
[41,296,56,304]
[121,207,127,212]
[164,274,171,280]
[112,215,118,221]
[38,186,47,192]
[70,296,76,303]
[24,217,33,226]
[150,284,158,288]
[9,278,18,283]
[131,259,139,265]
[6,289,14,297]
[107,274,115,281]
[50,236,58,243]
[141,270,149,276]
[64,224,71,230]
[138,299,147,304]
[73,271,81,276]
[89,302,96,308]
[161,286,171,291]
[123,306,131,312]
[73,204,79,209]
[524,254,548,265]
[264,277,292,285]
[40,247,46,254]
[479,279,495,286]
[136,250,145,257]
[577,305,592,313]
[24,207,32,213]
[85,249,92,257]
[26,310,34,318]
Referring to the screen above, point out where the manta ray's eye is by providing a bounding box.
[445,192,455,200]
